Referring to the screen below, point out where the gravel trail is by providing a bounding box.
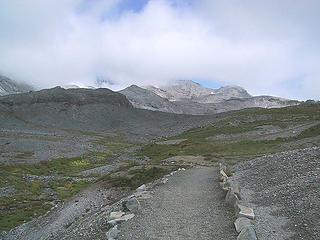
[119,167,237,239]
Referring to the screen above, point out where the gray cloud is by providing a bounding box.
[0,0,319,100]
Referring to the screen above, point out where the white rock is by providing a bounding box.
[136,184,146,192]
[109,211,125,220]
[235,204,255,220]
[108,213,135,225]
[162,178,168,184]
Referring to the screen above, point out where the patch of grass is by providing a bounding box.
[49,180,91,200]
[0,200,52,232]
[102,166,174,189]
[294,124,320,139]
[139,105,320,165]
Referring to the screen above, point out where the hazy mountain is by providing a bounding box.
[0,74,33,96]
[120,81,299,114]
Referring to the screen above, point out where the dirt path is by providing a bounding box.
[118,167,237,239]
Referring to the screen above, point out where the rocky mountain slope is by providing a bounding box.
[0,74,32,96]
[120,81,299,115]
[0,87,220,142]
[145,80,251,102]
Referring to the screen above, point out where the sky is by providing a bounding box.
[0,0,319,100]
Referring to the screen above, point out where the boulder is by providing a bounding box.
[234,217,252,233]
[236,226,257,240]
[106,225,120,240]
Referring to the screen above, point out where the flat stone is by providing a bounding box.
[109,211,125,220]
[106,225,120,240]
[108,213,135,225]
[237,226,257,240]
[235,204,255,220]
[234,217,252,233]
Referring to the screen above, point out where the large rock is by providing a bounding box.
[234,217,252,233]
[237,226,257,240]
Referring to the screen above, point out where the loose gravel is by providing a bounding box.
[234,147,320,240]
[118,167,237,240]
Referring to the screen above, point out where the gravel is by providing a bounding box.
[233,147,320,240]
[118,167,237,239]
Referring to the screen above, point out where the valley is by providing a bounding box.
[0,81,319,239]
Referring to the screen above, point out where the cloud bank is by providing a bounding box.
[0,0,319,100]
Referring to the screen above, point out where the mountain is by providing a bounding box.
[0,87,220,141]
[120,81,299,115]
[145,80,251,102]
[0,74,33,96]
[119,85,183,113]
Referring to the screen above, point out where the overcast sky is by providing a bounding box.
[0,0,319,100]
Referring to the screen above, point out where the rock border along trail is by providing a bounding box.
[116,167,237,240]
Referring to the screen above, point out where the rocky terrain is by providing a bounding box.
[0,75,33,96]
[0,81,318,240]
[120,80,300,115]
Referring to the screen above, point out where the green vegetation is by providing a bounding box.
[103,166,175,189]
[0,136,129,232]
[138,105,320,165]
[49,180,91,200]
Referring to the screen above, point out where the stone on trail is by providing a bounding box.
[234,217,252,233]
[136,184,146,192]
[108,213,135,225]
[236,226,257,240]
[235,204,255,220]
[106,225,120,240]
[162,178,168,184]
[125,197,141,211]
[109,211,125,220]
[225,188,239,206]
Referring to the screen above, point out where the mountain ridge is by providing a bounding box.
[120,81,299,115]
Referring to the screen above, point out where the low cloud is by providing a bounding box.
[0,0,319,100]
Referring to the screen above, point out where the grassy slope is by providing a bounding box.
[139,105,320,165]
[0,136,133,232]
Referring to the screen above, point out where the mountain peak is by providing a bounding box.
[0,74,33,96]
